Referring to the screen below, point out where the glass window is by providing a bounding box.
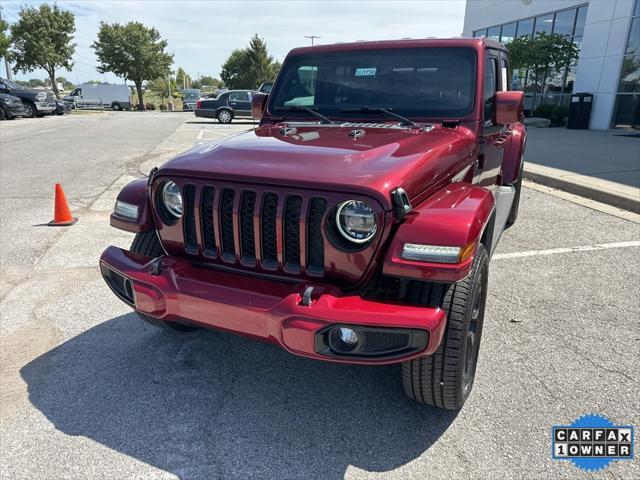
[574,6,588,37]
[618,55,640,92]
[544,67,565,93]
[474,29,487,38]
[553,8,576,37]
[229,91,249,101]
[535,14,555,36]
[564,65,577,93]
[612,94,640,128]
[270,47,478,119]
[500,22,516,43]
[516,18,534,38]
[634,0,640,17]
[484,58,498,123]
[487,26,500,40]
[626,17,640,55]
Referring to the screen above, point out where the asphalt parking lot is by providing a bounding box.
[1,112,639,480]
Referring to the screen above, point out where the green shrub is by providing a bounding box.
[533,104,569,126]
[159,103,167,111]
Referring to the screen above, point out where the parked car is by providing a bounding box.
[258,81,273,94]
[64,83,131,110]
[194,90,256,123]
[55,99,71,115]
[0,79,56,117]
[0,93,26,119]
[181,88,201,111]
[100,38,526,410]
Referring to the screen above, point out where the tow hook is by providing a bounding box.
[150,257,164,276]
[300,286,314,306]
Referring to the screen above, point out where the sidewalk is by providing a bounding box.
[523,128,640,212]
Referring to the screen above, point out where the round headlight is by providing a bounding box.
[335,200,377,243]
[161,181,183,218]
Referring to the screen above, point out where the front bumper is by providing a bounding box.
[100,246,447,365]
[4,103,25,117]
[35,101,56,113]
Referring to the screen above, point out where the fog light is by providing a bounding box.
[338,327,359,345]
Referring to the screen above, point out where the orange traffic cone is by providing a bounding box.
[48,183,78,226]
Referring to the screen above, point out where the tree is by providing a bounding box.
[0,19,10,60]
[92,21,173,110]
[192,75,223,90]
[147,76,177,105]
[25,78,45,88]
[56,76,74,91]
[220,34,280,89]
[175,67,192,89]
[507,32,579,92]
[9,4,75,99]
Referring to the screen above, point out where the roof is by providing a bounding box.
[288,37,506,56]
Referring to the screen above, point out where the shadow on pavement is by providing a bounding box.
[21,313,456,479]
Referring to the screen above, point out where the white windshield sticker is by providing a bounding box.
[501,67,507,91]
[355,68,377,77]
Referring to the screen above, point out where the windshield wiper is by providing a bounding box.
[341,106,419,128]
[273,106,335,124]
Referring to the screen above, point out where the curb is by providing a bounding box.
[523,163,640,213]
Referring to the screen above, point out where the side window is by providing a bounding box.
[229,91,248,102]
[483,58,498,124]
[0,82,6,92]
[282,65,317,106]
[500,56,509,91]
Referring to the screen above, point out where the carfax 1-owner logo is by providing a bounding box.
[552,414,635,472]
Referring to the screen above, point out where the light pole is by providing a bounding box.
[305,35,321,46]
[0,5,13,80]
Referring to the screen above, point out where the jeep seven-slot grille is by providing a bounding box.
[185,185,327,276]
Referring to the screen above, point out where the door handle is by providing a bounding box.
[494,136,507,147]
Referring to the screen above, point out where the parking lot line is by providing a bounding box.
[196,128,205,140]
[493,240,640,260]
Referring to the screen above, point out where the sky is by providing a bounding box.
[1,0,467,86]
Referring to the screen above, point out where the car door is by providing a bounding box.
[477,53,505,190]
[228,91,251,116]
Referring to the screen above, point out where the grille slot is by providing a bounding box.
[261,193,278,268]
[219,189,235,260]
[283,196,302,271]
[307,198,326,274]
[362,331,409,353]
[183,184,197,254]
[240,191,256,262]
[169,182,329,276]
[200,186,216,257]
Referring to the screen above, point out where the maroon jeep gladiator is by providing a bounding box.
[100,38,525,409]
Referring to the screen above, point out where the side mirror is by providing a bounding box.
[495,91,524,125]
[251,92,268,120]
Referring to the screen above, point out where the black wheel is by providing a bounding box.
[112,103,122,111]
[402,244,489,410]
[216,108,233,124]
[129,231,199,332]
[23,101,36,118]
[0,106,6,120]
[506,157,524,228]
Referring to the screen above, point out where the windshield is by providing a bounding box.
[3,80,22,90]
[270,47,476,120]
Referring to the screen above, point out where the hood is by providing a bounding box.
[158,123,476,209]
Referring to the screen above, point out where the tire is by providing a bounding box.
[506,157,524,228]
[23,101,36,118]
[129,231,199,332]
[402,244,489,410]
[0,106,6,120]
[217,109,233,124]
[112,103,122,111]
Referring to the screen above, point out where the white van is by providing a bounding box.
[64,83,132,110]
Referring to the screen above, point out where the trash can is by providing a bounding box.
[566,93,593,129]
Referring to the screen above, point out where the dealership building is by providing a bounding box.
[463,0,639,129]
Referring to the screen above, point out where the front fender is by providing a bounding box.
[383,183,495,282]
[110,177,156,233]
[502,123,527,184]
